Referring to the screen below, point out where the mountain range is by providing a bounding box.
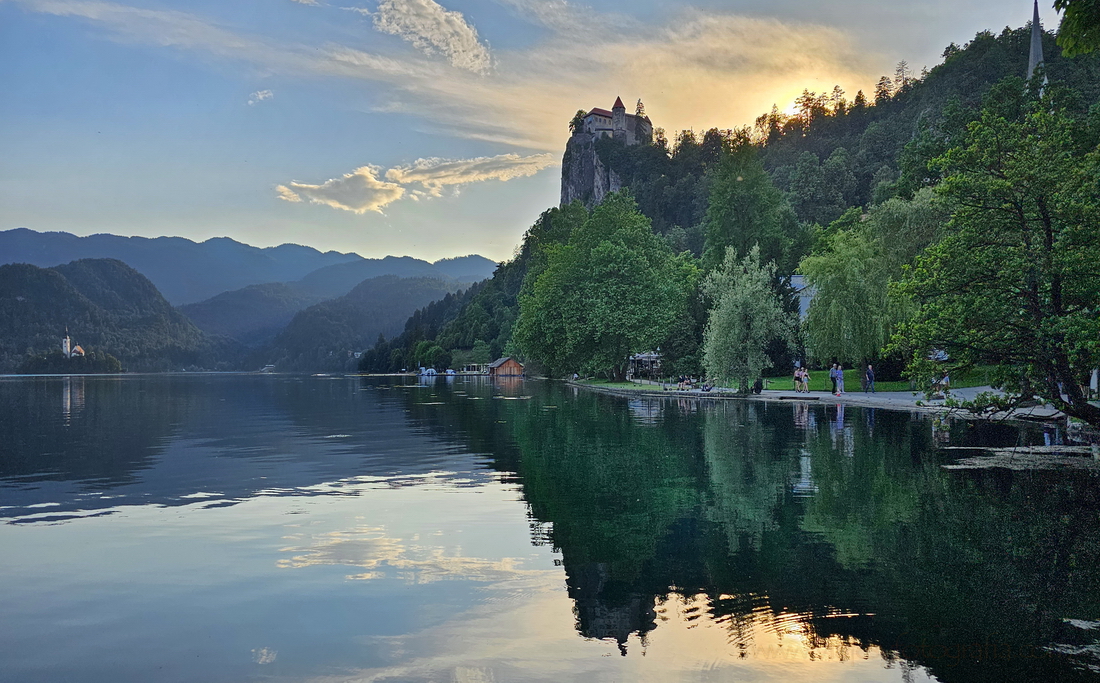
[0,229,497,305]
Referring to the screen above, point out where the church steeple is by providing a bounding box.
[1027,0,1048,87]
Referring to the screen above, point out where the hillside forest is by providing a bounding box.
[359,23,1100,426]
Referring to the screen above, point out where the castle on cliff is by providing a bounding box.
[579,97,653,146]
[561,96,652,207]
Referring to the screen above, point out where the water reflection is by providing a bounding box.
[1,375,1099,682]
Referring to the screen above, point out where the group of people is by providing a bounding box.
[792,366,811,392]
[793,362,877,396]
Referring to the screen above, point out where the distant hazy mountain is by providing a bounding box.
[0,229,499,306]
[256,275,468,372]
[429,255,500,282]
[181,254,497,345]
[0,229,361,305]
[0,259,233,372]
[179,282,320,346]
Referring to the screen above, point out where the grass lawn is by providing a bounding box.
[579,367,994,395]
[783,366,994,394]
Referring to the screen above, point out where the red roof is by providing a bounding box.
[587,108,612,117]
[613,96,625,109]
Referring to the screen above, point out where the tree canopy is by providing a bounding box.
[702,246,793,391]
[514,194,698,379]
[895,81,1100,423]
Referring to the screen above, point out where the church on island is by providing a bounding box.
[61,327,85,358]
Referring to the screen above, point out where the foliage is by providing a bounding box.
[702,246,793,391]
[799,190,945,365]
[1055,0,1100,56]
[569,109,587,135]
[358,205,586,373]
[514,193,699,379]
[800,230,894,365]
[701,140,806,274]
[17,349,122,374]
[894,81,1100,424]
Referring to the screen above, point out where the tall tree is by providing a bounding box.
[702,246,793,391]
[702,142,805,273]
[896,81,1100,424]
[800,229,895,365]
[514,194,698,379]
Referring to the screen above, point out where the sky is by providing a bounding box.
[0,0,1062,262]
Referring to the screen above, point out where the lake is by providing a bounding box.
[1,374,1099,682]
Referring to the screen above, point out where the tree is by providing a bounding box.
[702,141,805,274]
[514,193,698,379]
[702,246,793,391]
[895,82,1100,424]
[800,229,895,365]
[1055,0,1100,56]
[874,76,893,104]
[569,109,587,135]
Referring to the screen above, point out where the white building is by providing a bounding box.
[580,97,652,146]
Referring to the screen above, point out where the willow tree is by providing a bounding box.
[800,230,894,365]
[702,246,793,392]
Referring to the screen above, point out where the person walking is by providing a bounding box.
[865,364,876,393]
[829,363,838,395]
[835,364,845,395]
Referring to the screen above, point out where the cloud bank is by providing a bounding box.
[277,153,555,213]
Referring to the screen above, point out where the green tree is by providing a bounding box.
[1055,0,1100,56]
[702,142,805,273]
[800,229,895,365]
[702,246,793,391]
[569,109,587,135]
[514,193,698,379]
[895,82,1100,424]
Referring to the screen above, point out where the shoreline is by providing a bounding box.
[567,380,1070,424]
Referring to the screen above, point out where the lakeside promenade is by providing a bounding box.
[570,380,1069,423]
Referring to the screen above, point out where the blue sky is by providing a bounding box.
[0,0,1061,261]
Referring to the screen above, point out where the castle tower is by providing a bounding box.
[62,326,71,358]
[611,96,626,140]
[1027,0,1048,88]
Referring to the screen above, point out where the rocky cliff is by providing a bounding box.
[560,132,621,208]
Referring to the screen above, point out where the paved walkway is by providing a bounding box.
[574,381,1068,422]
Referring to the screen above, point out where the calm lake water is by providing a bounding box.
[2,374,1100,683]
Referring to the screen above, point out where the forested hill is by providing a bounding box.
[587,24,1099,246]
[255,275,472,372]
[361,21,1100,378]
[0,259,233,373]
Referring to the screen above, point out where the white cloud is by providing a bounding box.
[278,153,555,213]
[247,89,273,105]
[372,0,491,73]
[290,0,319,5]
[276,166,406,214]
[385,153,556,195]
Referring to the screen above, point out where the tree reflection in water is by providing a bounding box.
[405,380,1100,682]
